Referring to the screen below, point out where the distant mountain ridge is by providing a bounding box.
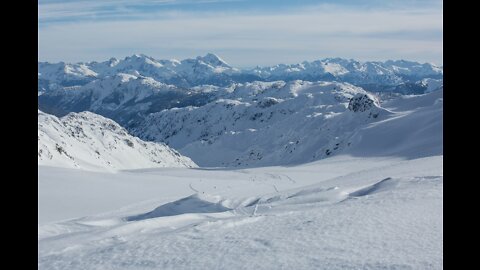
[38,53,442,92]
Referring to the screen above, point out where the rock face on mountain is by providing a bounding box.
[348,93,379,113]
[38,110,197,171]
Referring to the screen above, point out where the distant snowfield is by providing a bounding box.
[39,153,442,269]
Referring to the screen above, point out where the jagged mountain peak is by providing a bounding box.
[107,57,120,67]
[196,53,230,67]
[127,53,151,60]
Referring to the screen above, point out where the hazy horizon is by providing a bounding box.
[38,0,443,66]
[37,52,443,69]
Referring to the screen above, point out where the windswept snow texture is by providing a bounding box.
[38,110,197,171]
[126,194,231,221]
[39,155,442,270]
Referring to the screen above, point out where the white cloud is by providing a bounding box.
[38,0,237,21]
[38,5,443,66]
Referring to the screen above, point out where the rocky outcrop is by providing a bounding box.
[348,93,379,112]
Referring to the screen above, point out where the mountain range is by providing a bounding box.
[38,53,443,169]
[38,53,442,92]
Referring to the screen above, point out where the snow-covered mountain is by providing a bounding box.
[248,58,442,86]
[38,54,442,92]
[130,81,382,167]
[38,110,197,171]
[38,53,248,92]
[38,73,221,128]
[38,54,443,169]
[39,76,442,168]
[419,78,443,93]
[38,73,443,131]
[132,81,442,167]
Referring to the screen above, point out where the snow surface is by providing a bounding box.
[39,154,442,269]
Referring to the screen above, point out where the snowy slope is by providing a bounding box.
[38,110,197,171]
[420,78,443,93]
[346,88,443,159]
[39,154,442,269]
[38,61,98,92]
[133,81,443,167]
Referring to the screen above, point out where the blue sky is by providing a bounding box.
[38,0,443,67]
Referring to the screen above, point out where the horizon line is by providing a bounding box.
[38,52,443,68]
